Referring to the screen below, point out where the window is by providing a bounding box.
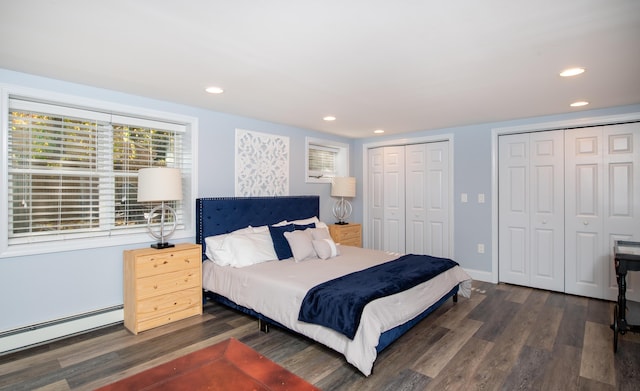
[1,87,196,256]
[305,137,349,183]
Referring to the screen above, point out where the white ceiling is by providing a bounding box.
[1,0,639,138]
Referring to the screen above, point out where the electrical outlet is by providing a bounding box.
[477,243,485,253]
[478,193,485,203]
[461,193,468,203]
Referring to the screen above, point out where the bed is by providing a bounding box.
[196,196,471,376]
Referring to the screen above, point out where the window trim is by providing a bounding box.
[0,84,198,258]
[305,137,349,183]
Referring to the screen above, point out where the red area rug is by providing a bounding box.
[96,338,319,390]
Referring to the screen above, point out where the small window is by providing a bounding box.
[305,137,349,183]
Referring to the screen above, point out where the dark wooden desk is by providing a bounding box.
[612,240,640,352]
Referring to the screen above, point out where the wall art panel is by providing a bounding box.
[235,129,290,196]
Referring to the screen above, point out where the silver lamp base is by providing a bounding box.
[147,201,177,249]
[332,197,352,225]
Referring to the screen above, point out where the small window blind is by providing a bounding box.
[7,98,186,245]
[308,144,338,178]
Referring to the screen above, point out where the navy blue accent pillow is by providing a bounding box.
[269,222,317,260]
[269,224,296,259]
[294,223,316,230]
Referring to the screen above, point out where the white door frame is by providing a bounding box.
[491,112,640,284]
[362,134,454,256]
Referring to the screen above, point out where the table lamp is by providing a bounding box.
[331,176,356,225]
[137,167,183,249]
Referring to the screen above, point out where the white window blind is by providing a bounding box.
[6,97,186,246]
[308,144,338,178]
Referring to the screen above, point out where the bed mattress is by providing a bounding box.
[202,245,471,376]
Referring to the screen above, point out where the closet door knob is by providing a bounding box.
[583,221,589,225]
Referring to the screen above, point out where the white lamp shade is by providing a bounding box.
[137,167,183,202]
[331,177,356,197]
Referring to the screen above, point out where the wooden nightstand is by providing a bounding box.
[123,243,202,334]
[328,223,362,247]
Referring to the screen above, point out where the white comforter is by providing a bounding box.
[202,245,471,376]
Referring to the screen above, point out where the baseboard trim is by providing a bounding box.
[0,306,123,355]
[463,268,496,284]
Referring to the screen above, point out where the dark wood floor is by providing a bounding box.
[1,281,639,390]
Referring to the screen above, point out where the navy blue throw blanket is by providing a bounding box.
[298,254,458,339]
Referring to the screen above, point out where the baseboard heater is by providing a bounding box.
[0,306,124,355]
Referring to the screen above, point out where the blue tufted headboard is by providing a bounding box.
[196,196,320,261]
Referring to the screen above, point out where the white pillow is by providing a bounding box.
[288,216,319,225]
[234,226,255,234]
[288,216,328,229]
[312,238,340,259]
[283,229,317,262]
[205,233,234,266]
[310,227,331,241]
[225,231,278,267]
[316,221,328,229]
[204,227,273,266]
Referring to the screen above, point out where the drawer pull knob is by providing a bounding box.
[153,285,158,289]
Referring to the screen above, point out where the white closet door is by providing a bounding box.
[565,127,605,298]
[425,141,450,257]
[499,133,531,286]
[565,124,640,300]
[368,147,385,250]
[602,124,640,301]
[499,124,639,299]
[405,144,427,254]
[529,131,565,292]
[499,131,564,291]
[383,146,406,253]
[370,142,451,254]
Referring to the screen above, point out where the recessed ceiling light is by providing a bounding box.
[374,129,385,134]
[570,101,589,107]
[323,116,336,121]
[560,67,585,77]
[205,86,224,94]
